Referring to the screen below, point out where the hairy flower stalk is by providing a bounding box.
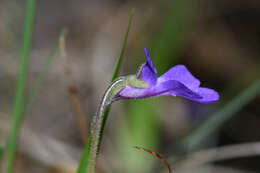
[86,76,148,173]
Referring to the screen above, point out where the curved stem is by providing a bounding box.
[85,75,148,173]
[86,77,127,173]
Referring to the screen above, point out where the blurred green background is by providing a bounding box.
[0,0,260,173]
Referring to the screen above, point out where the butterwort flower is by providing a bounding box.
[118,48,219,103]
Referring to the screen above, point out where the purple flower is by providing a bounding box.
[118,48,219,103]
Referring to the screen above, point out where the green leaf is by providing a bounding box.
[111,8,135,81]
[6,0,37,172]
[77,135,92,173]
[0,145,4,170]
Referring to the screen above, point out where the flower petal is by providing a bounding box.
[158,65,200,91]
[141,48,157,85]
[165,82,219,103]
[189,87,220,103]
[118,79,219,104]
[119,80,200,99]
[118,86,150,99]
[158,80,202,99]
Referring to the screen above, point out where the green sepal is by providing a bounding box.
[126,75,149,89]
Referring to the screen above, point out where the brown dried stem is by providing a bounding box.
[133,146,172,173]
[59,30,89,143]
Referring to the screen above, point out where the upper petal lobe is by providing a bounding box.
[158,65,200,91]
[141,48,157,85]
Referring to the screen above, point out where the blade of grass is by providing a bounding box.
[3,29,66,172]
[100,7,135,146]
[180,78,260,151]
[76,8,135,173]
[26,29,68,110]
[0,145,4,170]
[111,8,135,82]
[6,0,37,172]
[77,135,92,173]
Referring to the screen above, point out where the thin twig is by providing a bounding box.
[59,30,89,143]
[67,86,88,143]
[134,146,172,173]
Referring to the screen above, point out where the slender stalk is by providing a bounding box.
[6,0,37,172]
[85,75,148,173]
[60,29,89,143]
[86,77,127,173]
[77,76,127,173]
